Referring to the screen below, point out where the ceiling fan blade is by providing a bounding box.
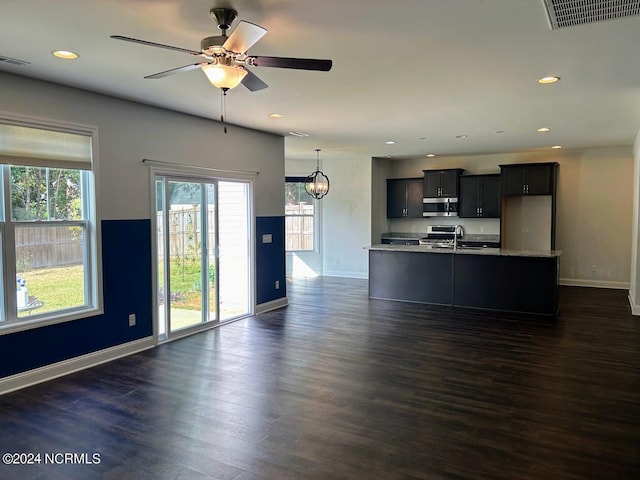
[223,21,267,53]
[111,35,202,56]
[249,56,332,71]
[241,69,268,91]
[144,63,206,79]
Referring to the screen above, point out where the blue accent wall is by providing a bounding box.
[0,219,153,378]
[256,216,286,304]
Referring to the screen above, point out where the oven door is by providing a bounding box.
[422,197,458,217]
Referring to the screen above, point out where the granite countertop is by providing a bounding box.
[381,232,501,243]
[367,243,562,258]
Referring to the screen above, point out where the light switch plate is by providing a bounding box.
[262,234,273,243]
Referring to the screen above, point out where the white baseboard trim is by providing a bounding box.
[255,297,288,315]
[0,336,155,396]
[322,271,369,279]
[559,278,629,290]
[628,293,640,316]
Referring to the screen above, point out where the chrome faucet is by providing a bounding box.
[454,225,463,250]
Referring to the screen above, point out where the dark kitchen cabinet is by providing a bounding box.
[423,169,464,198]
[499,162,559,250]
[500,163,557,196]
[387,178,423,218]
[459,174,501,218]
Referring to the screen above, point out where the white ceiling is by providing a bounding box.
[1,0,640,164]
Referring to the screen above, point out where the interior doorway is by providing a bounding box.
[155,175,251,341]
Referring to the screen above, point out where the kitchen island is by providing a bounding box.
[368,244,561,316]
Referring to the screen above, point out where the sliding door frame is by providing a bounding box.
[149,166,255,344]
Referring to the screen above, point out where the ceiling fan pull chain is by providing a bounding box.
[220,88,228,134]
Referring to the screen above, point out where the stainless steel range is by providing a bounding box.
[418,225,464,248]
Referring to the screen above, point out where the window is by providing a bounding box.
[285,177,315,252]
[0,119,99,330]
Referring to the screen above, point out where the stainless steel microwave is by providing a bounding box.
[422,197,459,217]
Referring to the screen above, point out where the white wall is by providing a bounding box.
[322,155,371,279]
[0,72,284,220]
[378,147,634,288]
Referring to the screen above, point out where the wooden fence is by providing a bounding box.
[15,226,83,270]
[15,200,311,270]
[157,207,215,262]
[285,203,314,251]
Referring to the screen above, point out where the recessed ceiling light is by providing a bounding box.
[268,113,284,119]
[52,50,79,60]
[385,140,396,145]
[537,76,560,84]
[455,135,468,139]
[552,145,563,149]
[426,154,436,157]
[288,131,309,137]
[537,127,551,132]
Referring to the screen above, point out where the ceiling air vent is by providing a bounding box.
[0,55,30,66]
[543,0,640,29]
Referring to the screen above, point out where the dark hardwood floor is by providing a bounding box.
[1,278,639,479]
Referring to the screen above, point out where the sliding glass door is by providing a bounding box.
[156,175,250,340]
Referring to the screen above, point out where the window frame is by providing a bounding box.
[285,176,318,253]
[0,114,102,335]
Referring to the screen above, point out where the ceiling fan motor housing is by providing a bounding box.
[201,35,227,55]
[210,8,238,32]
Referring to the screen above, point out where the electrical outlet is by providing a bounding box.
[275,280,280,289]
[128,313,136,326]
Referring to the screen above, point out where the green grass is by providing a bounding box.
[18,257,214,316]
[19,265,85,315]
[159,256,215,310]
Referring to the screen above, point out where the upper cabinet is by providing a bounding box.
[423,169,464,198]
[500,162,558,196]
[459,174,501,218]
[387,178,423,218]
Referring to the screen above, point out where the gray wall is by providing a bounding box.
[0,72,285,221]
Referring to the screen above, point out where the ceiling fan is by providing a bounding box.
[111,7,333,92]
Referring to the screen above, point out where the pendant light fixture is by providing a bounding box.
[305,149,330,199]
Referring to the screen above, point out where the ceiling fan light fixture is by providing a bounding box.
[201,62,247,90]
